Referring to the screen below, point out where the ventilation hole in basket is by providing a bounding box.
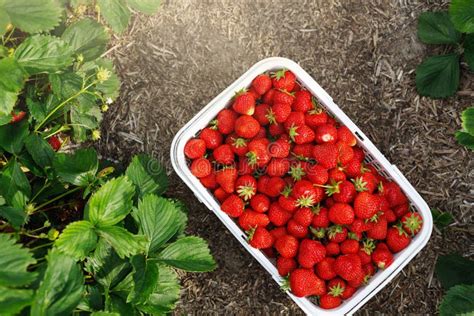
[355,131,365,141]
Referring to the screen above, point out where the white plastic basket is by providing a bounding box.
[170,57,433,315]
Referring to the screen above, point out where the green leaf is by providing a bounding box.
[14,35,74,74]
[127,255,159,304]
[126,154,168,198]
[455,131,474,150]
[0,234,37,287]
[0,286,33,315]
[31,249,84,316]
[461,107,474,135]
[156,236,216,272]
[24,134,54,169]
[464,34,474,71]
[418,11,461,44]
[85,176,135,226]
[1,0,62,33]
[76,285,103,312]
[436,254,474,290]
[106,294,137,315]
[96,226,147,259]
[450,0,474,34]
[0,159,31,209]
[0,206,27,228]
[416,54,460,98]
[53,148,99,186]
[0,118,29,154]
[49,71,83,99]
[0,57,25,117]
[137,264,179,314]
[61,18,109,61]
[98,0,131,34]
[55,220,98,260]
[431,208,454,230]
[82,58,120,101]
[440,284,474,316]
[127,0,161,15]
[92,312,120,316]
[0,8,9,37]
[70,0,92,8]
[133,194,186,254]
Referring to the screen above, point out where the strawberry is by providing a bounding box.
[287,162,305,181]
[235,115,260,139]
[238,157,255,175]
[200,173,217,189]
[340,239,360,254]
[315,124,338,144]
[272,102,292,123]
[327,225,348,243]
[253,103,272,126]
[327,278,346,293]
[384,208,397,223]
[268,202,292,226]
[221,194,244,217]
[262,247,276,258]
[184,138,206,159]
[316,257,337,280]
[352,147,366,162]
[337,142,354,165]
[273,89,295,107]
[393,203,409,218]
[269,135,291,158]
[334,254,363,281]
[289,125,315,145]
[292,143,314,161]
[251,74,272,95]
[313,143,338,169]
[319,294,342,309]
[266,176,286,197]
[227,134,248,156]
[367,216,387,240]
[232,90,256,115]
[238,210,270,231]
[341,285,357,299]
[272,69,296,91]
[235,175,257,201]
[293,90,313,112]
[270,227,288,240]
[250,194,270,213]
[268,121,285,136]
[325,197,336,208]
[246,138,270,167]
[375,242,389,252]
[275,234,299,258]
[401,212,423,235]
[263,88,276,105]
[10,111,26,123]
[216,109,237,134]
[277,257,297,276]
[190,158,212,178]
[311,206,330,228]
[287,219,308,238]
[352,172,378,193]
[291,180,324,207]
[363,263,376,282]
[306,164,328,185]
[215,167,237,193]
[267,158,291,177]
[379,182,407,207]
[343,158,368,178]
[325,241,340,256]
[372,248,393,269]
[337,126,357,146]
[278,186,297,212]
[386,226,411,253]
[328,203,354,225]
[289,268,326,298]
[293,207,315,227]
[347,269,365,288]
[248,227,274,249]
[328,168,346,183]
[48,135,61,151]
[305,108,328,129]
[283,111,305,130]
[257,175,270,194]
[253,126,267,139]
[332,181,356,203]
[358,249,372,265]
[354,192,380,219]
[213,144,234,164]
[200,127,223,149]
[349,218,371,234]
[214,187,229,203]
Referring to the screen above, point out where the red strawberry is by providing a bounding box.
[278,186,297,212]
[293,90,313,112]
[363,263,376,281]
[347,269,365,288]
[293,207,314,227]
[252,74,272,95]
[352,172,378,193]
[343,159,368,178]
[291,180,324,207]
[315,124,338,144]
[10,111,26,123]
[270,227,288,240]
[213,144,234,164]
[262,247,276,258]
[386,226,411,253]
[48,135,61,151]
[379,182,407,207]
[214,187,229,203]
[325,241,340,256]
[305,108,328,129]
[328,203,354,225]
[253,103,272,126]
[352,147,366,162]
[367,216,387,240]
[328,168,346,183]
[238,209,270,231]
[200,127,223,149]
[250,194,270,213]
[185,139,207,159]
[334,254,363,281]
[313,143,338,169]
[267,158,291,177]
[354,192,380,219]
[221,194,244,217]
[283,111,305,130]
[232,90,256,115]
[257,175,270,194]
[306,164,328,185]
[277,257,297,276]
[248,87,260,100]
[235,175,257,201]
[289,125,315,145]
[292,143,314,161]
[200,173,217,189]
[248,227,274,249]
[266,176,286,197]
[393,203,410,218]
[332,181,356,204]
[372,248,393,269]
[275,234,299,258]
[268,202,292,226]
[235,115,260,139]
[272,69,296,91]
[273,89,295,107]
[238,158,255,175]
[287,219,308,238]
[401,212,423,235]
[253,126,266,139]
[268,121,285,137]
[289,268,326,297]
[327,225,348,243]
[340,239,360,254]
[319,294,342,309]
[190,158,212,178]
[263,88,276,105]
[216,109,237,134]
[384,208,397,223]
[337,126,357,146]
[215,167,237,193]
[311,207,330,228]
[316,257,337,280]
[376,242,389,252]
[227,134,248,156]
[246,138,270,167]
[341,285,357,299]
[349,218,371,234]
[269,136,291,158]
[272,102,291,123]
[337,142,354,165]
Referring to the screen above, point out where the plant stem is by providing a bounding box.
[30,242,54,251]
[30,180,50,203]
[31,186,82,214]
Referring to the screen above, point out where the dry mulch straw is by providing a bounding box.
[97,0,473,314]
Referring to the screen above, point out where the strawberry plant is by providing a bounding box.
[455,106,474,149]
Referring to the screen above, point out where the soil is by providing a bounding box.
[97,0,473,314]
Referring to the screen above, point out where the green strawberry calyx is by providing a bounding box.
[289,163,306,181]
[296,194,316,208]
[272,69,287,80]
[280,276,291,292]
[328,283,345,297]
[362,238,375,255]
[310,226,326,239]
[352,177,368,192]
[237,183,256,201]
[265,108,277,124]
[402,213,423,235]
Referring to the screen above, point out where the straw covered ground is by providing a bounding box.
[97,0,473,314]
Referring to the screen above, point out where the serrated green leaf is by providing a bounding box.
[53,148,98,186]
[431,208,454,230]
[440,284,474,316]
[0,57,25,117]
[1,0,62,33]
[81,58,120,100]
[450,0,474,34]
[133,194,186,254]
[70,106,102,141]
[0,234,36,287]
[61,18,109,61]
[0,206,27,228]
[416,54,460,98]
[55,220,98,260]
[461,107,474,135]
[24,134,54,169]
[137,264,179,314]
[418,11,461,44]
[127,0,161,15]
[0,8,9,36]
[436,254,474,290]
[49,72,83,99]
[455,131,474,150]
[98,0,130,34]
[31,249,84,316]
[156,236,216,272]
[127,255,159,304]
[76,285,103,313]
[0,118,29,154]
[0,159,31,209]
[0,286,33,315]
[106,294,138,315]
[97,226,147,259]
[464,34,474,71]
[85,176,135,226]
[126,154,168,198]
[14,34,73,74]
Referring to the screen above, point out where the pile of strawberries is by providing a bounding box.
[184,69,423,309]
